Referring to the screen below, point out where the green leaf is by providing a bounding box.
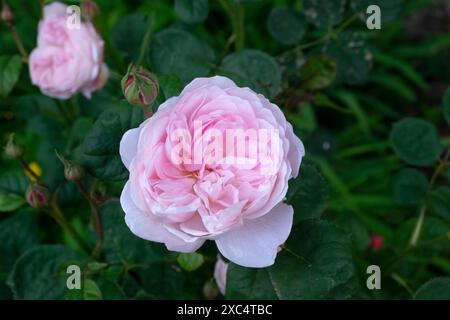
[140,262,185,299]
[299,54,337,91]
[303,0,346,30]
[443,87,450,126]
[177,252,205,272]
[394,216,448,255]
[325,31,373,85]
[335,214,370,252]
[7,245,84,299]
[0,193,25,212]
[0,211,39,271]
[81,102,144,181]
[149,28,215,83]
[100,200,169,264]
[389,118,441,166]
[351,0,404,24]
[111,13,153,63]
[158,74,182,99]
[414,278,450,300]
[0,171,29,196]
[0,55,22,96]
[220,49,281,99]
[83,279,103,300]
[428,187,450,221]
[154,74,183,112]
[391,168,428,205]
[175,0,209,24]
[227,220,359,299]
[286,162,329,223]
[266,6,306,45]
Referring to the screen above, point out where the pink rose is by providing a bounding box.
[214,255,229,295]
[119,76,304,267]
[29,2,108,99]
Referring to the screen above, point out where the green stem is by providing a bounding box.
[18,157,41,182]
[75,181,103,259]
[409,204,426,247]
[48,201,91,255]
[391,273,414,297]
[56,101,71,125]
[296,13,359,51]
[409,147,450,247]
[219,0,245,51]
[137,19,154,66]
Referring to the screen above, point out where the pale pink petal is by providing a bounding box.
[215,203,293,268]
[181,76,236,95]
[119,127,141,170]
[214,256,229,295]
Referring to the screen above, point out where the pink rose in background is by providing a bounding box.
[214,255,228,295]
[120,76,304,268]
[29,2,108,99]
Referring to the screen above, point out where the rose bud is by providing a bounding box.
[370,235,384,251]
[121,64,159,108]
[203,279,219,300]
[81,0,100,20]
[119,76,305,268]
[4,134,24,159]
[26,183,50,209]
[1,1,14,27]
[55,151,85,181]
[64,162,85,182]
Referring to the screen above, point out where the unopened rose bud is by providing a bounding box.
[121,64,159,108]
[1,2,14,27]
[203,279,219,300]
[4,134,24,159]
[55,151,85,181]
[64,162,85,182]
[26,183,50,209]
[81,0,100,20]
[370,235,384,251]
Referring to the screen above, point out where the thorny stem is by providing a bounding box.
[18,156,41,182]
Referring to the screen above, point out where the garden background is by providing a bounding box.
[0,0,449,300]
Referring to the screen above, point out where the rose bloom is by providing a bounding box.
[214,255,229,295]
[120,76,304,267]
[29,2,108,99]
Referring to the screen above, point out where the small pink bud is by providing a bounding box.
[370,235,384,251]
[121,64,159,108]
[26,183,50,209]
[1,2,13,26]
[81,0,100,20]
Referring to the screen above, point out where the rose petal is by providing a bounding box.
[215,203,293,268]
[119,127,141,170]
